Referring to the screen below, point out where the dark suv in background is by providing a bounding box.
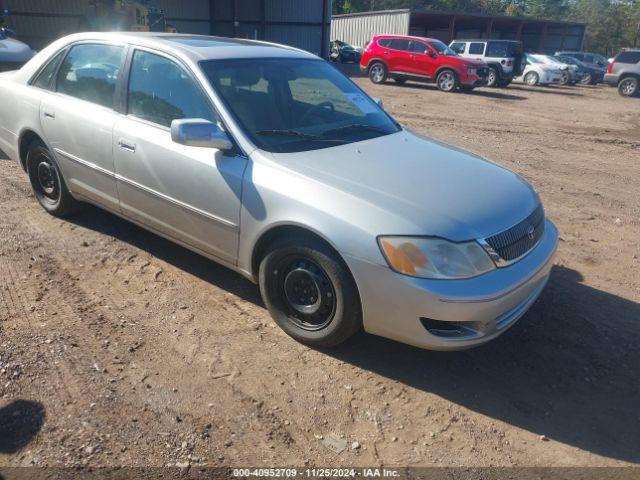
[605,49,640,97]
[554,51,607,84]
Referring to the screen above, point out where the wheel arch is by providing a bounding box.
[366,58,387,70]
[435,66,459,78]
[18,129,46,172]
[250,223,346,279]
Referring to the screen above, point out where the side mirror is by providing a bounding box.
[373,97,384,109]
[171,119,233,151]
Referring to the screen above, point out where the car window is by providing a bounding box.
[389,39,411,51]
[410,41,428,54]
[571,53,584,60]
[584,54,595,63]
[127,50,215,128]
[486,41,520,58]
[377,38,392,48]
[469,43,485,55]
[616,51,640,64]
[450,42,466,54]
[56,44,125,109]
[202,58,400,153]
[430,40,457,56]
[31,50,65,90]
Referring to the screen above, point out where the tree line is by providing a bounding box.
[333,0,640,55]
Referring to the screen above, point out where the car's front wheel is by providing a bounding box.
[368,62,387,84]
[436,69,458,92]
[580,72,592,85]
[618,77,639,97]
[259,235,362,348]
[26,141,81,217]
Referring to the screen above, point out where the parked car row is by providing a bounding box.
[357,34,637,96]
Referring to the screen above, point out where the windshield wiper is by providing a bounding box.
[322,124,389,136]
[256,129,322,140]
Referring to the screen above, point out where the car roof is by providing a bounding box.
[60,32,315,62]
[451,39,520,43]
[374,34,439,43]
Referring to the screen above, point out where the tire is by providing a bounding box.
[436,69,458,92]
[524,71,539,86]
[486,67,499,87]
[368,62,387,84]
[580,72,592,85]
[560,71,570,85]
[259,235,362,348]
[26,141,81,217]
[618,77,639,97]
[393,77,407,84]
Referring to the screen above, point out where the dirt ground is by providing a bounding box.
[0,76,639,472]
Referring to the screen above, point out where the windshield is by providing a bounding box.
[430,40,457,56]
[201,58,400,153]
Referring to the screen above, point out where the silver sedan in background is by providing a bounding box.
[0,33,558,350]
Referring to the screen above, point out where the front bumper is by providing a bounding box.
[343,219,559,351]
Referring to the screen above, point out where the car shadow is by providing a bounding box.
[66,205,263,306]
[324,265,640,463]
[0,400,45,454]
[390,82,526,101]
[66,206,639,462]
[510,85,585,97]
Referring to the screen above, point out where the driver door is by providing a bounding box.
[113,49,247,264]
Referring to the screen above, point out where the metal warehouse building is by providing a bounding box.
[331,9,586,54]
[0,0,331,56]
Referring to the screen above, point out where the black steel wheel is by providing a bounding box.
[259,235,362,347]
[26,141,80,217]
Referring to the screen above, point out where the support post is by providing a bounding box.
[321,0,329,58]
[208,0,215,35]
[538,23,547,52]
[485,18,493,39]
[448,15,456,43]
[516,21,524,41]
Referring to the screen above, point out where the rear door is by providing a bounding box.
[386,38,412,74]
[113,48,247,263]
[40,42,126,211]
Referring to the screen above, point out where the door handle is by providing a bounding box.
[43,111,55,119]
[118,138,136,153]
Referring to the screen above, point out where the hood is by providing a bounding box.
[269,131,539,241]
[0,37,35,63]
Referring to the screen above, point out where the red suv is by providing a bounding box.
[360,35,489,92]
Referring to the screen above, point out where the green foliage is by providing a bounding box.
[332,0,640,54]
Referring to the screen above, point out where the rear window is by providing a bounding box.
[486,41,521,58]
[377,38,392,48]
[388,39,410,51]
[469,43,485,55]
[615,51,640,64]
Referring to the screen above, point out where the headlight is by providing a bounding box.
[378,236,495,279]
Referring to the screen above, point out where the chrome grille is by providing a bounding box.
[484,204,545,263]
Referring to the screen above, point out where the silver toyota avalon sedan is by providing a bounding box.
[0,33,558,350]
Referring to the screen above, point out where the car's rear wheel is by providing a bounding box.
[436,69,458,92]
[618,77,639,97]
[26,141,81,217]
[368,62,387,84]
[259,235,362,348]
[524,71,539,86]
[486,67,499,87]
